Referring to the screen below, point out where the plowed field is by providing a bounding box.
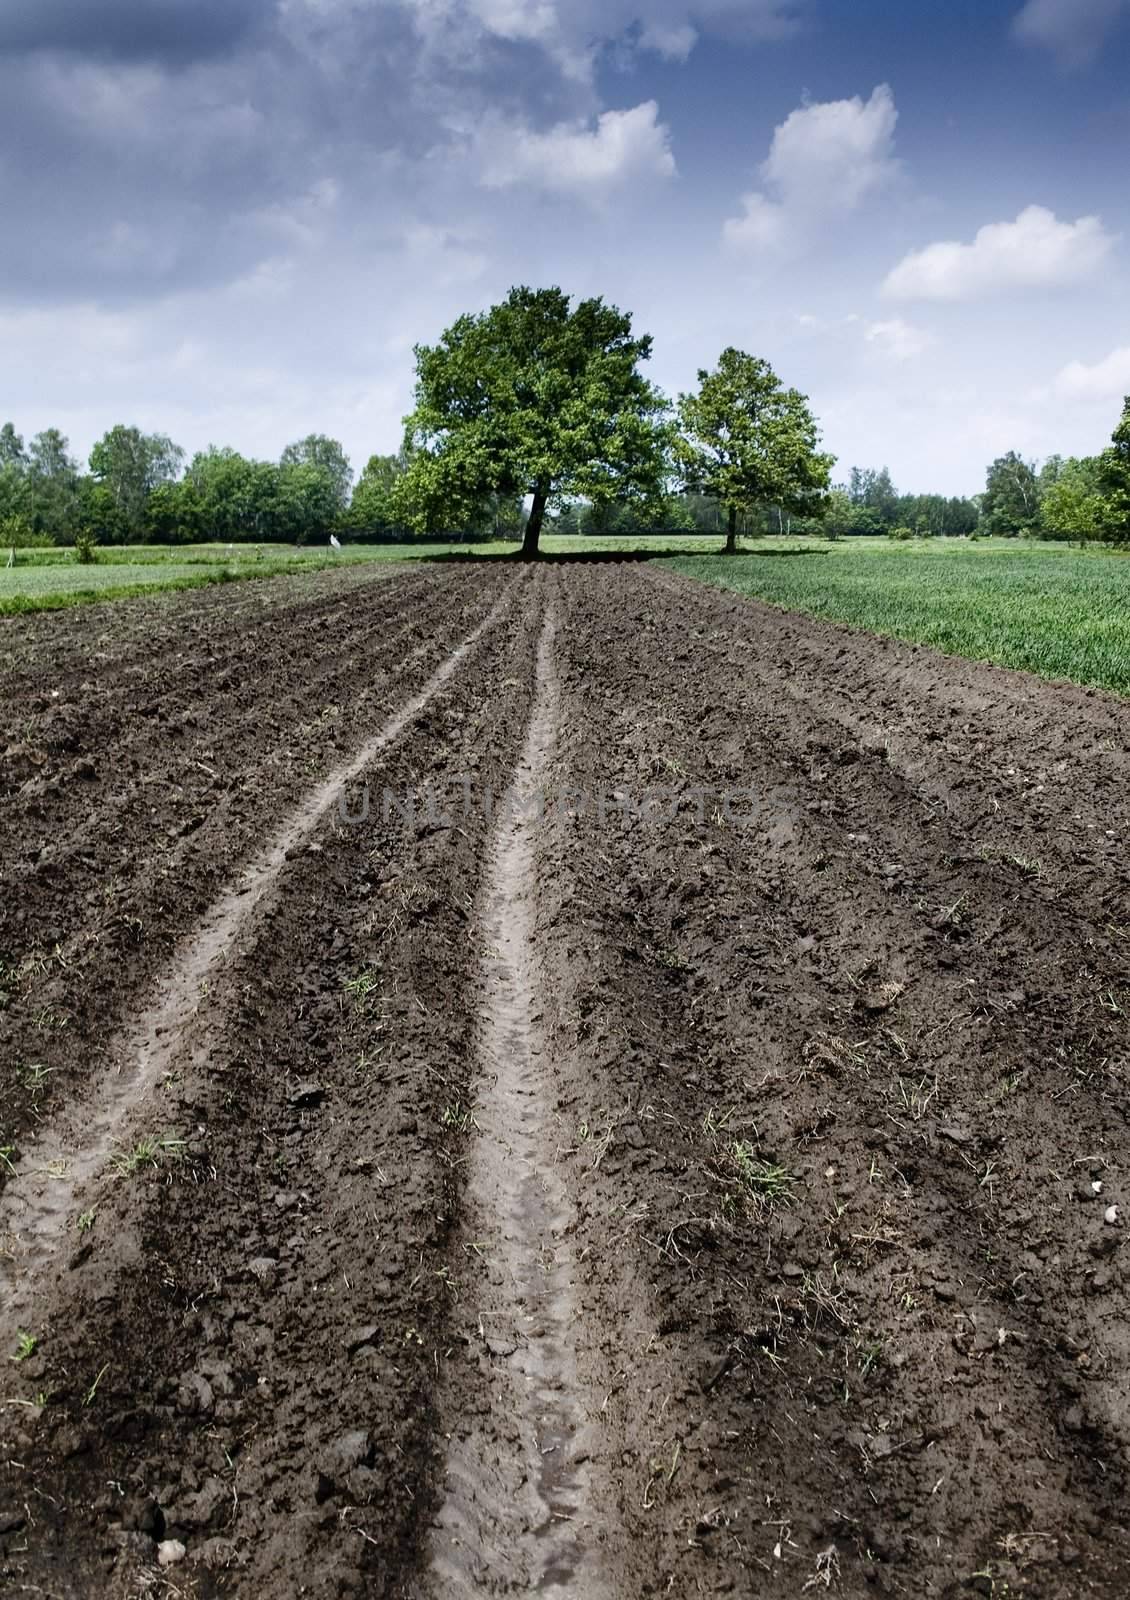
[2,562,1128,1598]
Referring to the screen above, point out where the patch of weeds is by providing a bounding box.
[936,890,969,930]
[897,1074,937,1120]
[31,1005,67,1032]
[343,967,388,1020]
[985,1069,1025,1106]
[441,1102,477,1134]
[11,1331,38,1363]
[729,1142,795,1209]
[1008,854,1044,879]
[854,1334,884,1380]
[76,1208,96,1233]
[112,1133,186,1176]
[19,1062,56,1101]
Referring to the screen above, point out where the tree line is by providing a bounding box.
[2,284,1128,557]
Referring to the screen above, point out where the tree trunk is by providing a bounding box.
[522,482,550,559]
[723,504,738,555]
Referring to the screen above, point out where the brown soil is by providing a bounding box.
[1,561,1128,1599]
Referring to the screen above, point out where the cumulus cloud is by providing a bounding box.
[864,318,935,361]
[475,101,676,194]
[1054,346,1130,401]
[1013,0,1129,67]
[882,206,1116,301]
[723,84,899,254]
[400,0,802,78]
[638,21,699,60]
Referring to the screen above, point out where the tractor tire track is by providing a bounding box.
[423,583,608,1599]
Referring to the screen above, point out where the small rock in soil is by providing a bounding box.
[319,1429,374,1483]
[157,1539,188,1567]
[176,1373,215,1417]
[288,1081,326,1107]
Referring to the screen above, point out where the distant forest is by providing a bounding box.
[2,404,1128,549]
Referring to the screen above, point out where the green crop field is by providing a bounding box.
[671,537,1130,695]
[0,545,391,614]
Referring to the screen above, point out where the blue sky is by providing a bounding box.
[2,0,1128,495]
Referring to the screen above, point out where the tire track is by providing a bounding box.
[0,579,522,1342]
[424,585,609,1599]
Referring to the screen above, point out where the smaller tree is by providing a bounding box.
[348,453,409,539]
[27,429,79,543]
[90,425,185,539]
[76,479,130,546]
[822,488,858,541]
[275,461,342,544]
[0,423,27,470]
[280,435,353,511]
[145,479,203,544]
[1040,456,1112,544]
[676,348,833,553]
[980,451,1040,537]
[1098,397,1130,542]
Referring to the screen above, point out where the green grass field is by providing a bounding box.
[671,537,1130,695]
[2,535,1128,695]
[0,535,728,615]
[0,545,381,614]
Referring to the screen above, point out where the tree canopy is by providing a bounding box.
[980,452,1040,537]
[1099,397,1130,541]
[280,434,353,510]
[90,425,185,537]
[676,348,834,553]
[400,286,670,556]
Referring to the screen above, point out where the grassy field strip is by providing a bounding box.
[0,535,750,614]
[671,539,1130,695]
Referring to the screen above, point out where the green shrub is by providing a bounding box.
[1,514,53,550]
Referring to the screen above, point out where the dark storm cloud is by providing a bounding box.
[0,0,590,306]
[0,0,270,65]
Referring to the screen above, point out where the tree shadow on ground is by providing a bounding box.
[417,546,830,565]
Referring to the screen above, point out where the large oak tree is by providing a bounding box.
[400,286,669,557]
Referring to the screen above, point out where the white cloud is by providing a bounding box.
[475,101,676,194]
[1054,346,1130,401]
[1013,0,1129,67]
[401,0,801,79]
[723,190,789,251]
[723,84,899,254]
[882,206,1116,301]
[864,318,935,360]
[638,20,698,59]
